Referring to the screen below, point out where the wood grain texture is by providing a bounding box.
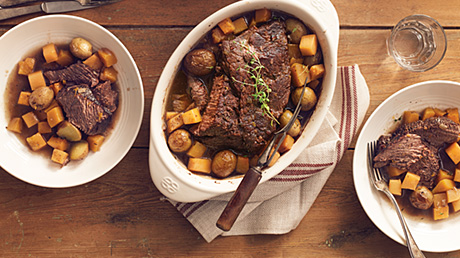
[1,0,460,257]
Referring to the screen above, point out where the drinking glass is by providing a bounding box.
[387,14,447,72]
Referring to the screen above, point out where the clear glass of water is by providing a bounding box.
[387,14,447,72]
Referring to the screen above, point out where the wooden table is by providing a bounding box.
[1,0,460,257]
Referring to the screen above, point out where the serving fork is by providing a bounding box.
[216,75,311,232]
[367,141,426,258]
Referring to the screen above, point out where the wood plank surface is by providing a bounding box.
[1,0,460,257]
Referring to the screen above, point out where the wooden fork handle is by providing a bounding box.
[216,167,262,231]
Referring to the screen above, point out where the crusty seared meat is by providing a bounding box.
[374,116,460,188]
[395,116,460,148]
[374,134,439,188]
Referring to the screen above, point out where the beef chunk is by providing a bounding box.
[187,75,208,112]
[374,116,460,188]
[56,84,111,135]
[92,81,118,113]
[191,75,242,149]
[374,134,439,188]
[44,62,99,87]
[219,20,290,152]
[394,116,460,148]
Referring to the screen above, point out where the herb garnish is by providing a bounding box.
[232,40,278,125]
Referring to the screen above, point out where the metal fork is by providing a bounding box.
[367,141,426,258]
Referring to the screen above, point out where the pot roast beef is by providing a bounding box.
[44,62,100,88]
[187,75,208,112]
[191,75,242,149]
[92,81,119,113]
[192,20,291,153]
[374,134,439,188]
[56,84,114,135]
[394,116,460,148]
[374,116,460,188]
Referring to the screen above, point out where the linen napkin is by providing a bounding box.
[167,65,370,242]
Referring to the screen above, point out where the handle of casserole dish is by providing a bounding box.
[296,0,339,50]
[216,167,262,231]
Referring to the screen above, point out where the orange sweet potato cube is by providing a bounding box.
[403,111,419,124]
[47,136,69,151]
[233,17,248,34]
[452,198,460,212]
[26,132,47,151]
[38,121,52,134]
[389,179,402,196]
[254,8,271,23]
[433,206,449,220]
[211,27,226,44]
[445,142,460,164]
[83,53,103,71]
[217,17,235,35]
[188,158,212,174]
[22,111,39,128]
[309,64,325,81]
[56,49,74,67]
[42,43,59,63]
[401,172,420,190]
[236,156,249,174]
[6,117,23,134]
[446,108,460,123]
[446,188,460,203]
[18,57,35,75]
[455,168,460,182]
[97,48,117,67]
[100,67,118,82]
[51,148,69,166]
[299,34,318,56]
[28,70,47,91]
[17,91,31,106]
[291,63,310,87]
[421,107,436,120]
[186,141,206,158]
[387,166,406,177]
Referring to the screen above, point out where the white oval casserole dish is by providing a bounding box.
[149,0,339,202]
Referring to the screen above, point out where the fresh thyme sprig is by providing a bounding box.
[232,40,278,125]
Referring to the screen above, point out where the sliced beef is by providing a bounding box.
[374,133,439,188]
[92,81,118,113]
[44,62,99,87]
[394,116,460,148]
[56,84,111,135]
[187,75,208,112]
[191,75,242,149]
[219,20,290,152]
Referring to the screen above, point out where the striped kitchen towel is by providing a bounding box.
[168,65,370,242]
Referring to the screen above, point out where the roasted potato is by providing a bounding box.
[286,18,309,44]
[29,86,54,111]
[183,49,216,76]
[69,140,89,160]
[410,186,434,210]
[57,121,82,142]
[291,87,317,111]
[70,37,93,59]
[168,129,192,153]
[211,150,237,178]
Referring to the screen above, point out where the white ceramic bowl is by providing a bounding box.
[354,81,460,252]
[149,0,338,202]
[0,15,144,187]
